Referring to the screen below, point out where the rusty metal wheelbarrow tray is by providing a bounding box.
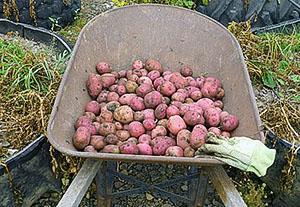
[47,4,263,166]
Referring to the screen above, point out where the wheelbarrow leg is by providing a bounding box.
[188,167,208,207]
[96,161,117,207]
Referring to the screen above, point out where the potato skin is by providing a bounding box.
[99,122,116,136]
[144,91,163,109]
[159,81,176,96]
[85,101,101,115]
[138,134,152,144]
[129,97,145,111]
[73,126,91,150]
[132,60,144,70]
[116,130,130,141]
[152,136,176,155]
[137,143,153,155]
[147,70,161,81]
[208,127,221,136]
[86,73,102,98]
[145,59,164,73]
[180,66,193,77]
[75,116,92,129]
[221,114,239,131]
[143,109,155,120]
[204,107,221,127]
[136,83,153,97]
[169,72,187,89]
[184,147,195,157]
[84,145,97,152]
[154,103,168,119]
[119,94,137,105]
[113,106,134,124]
[166,105,180,118]
[104,134,119,145]
[96,62,111,74]
[190,124,207,149]
[134,111,145,122]
[101,145,120,153]
[90,135,106,150]
[143,119,156,131]
[183,111,204,126]
[176,129,191,149]
[165,146,184,157]
[167,115,187,135]
[151,126,167,138]
[100,74,116,88]
[119,141,139,154]
[128,121,145,138]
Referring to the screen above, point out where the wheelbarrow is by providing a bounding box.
[47,4,263,207]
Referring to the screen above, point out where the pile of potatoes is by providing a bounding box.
[73,59,239,157]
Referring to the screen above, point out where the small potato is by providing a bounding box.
[154,103,168,119]
[84,112,96,121]
[138,76,152,85]
[214,100,223,109]
[151,126,167,138]
[84,145,97,152]
[107,92,119,102]
[119,93,137,105]
[147,70,161,81]
[176,129,191,149]
[165,146,184,157]
[104,134,119,145]
[132,59,144,70]
[159,81,176,97]
[138,134,152,144]
[185,98,194,104]
[144,91,163,108]
[75,116,92,129]
[129,97,145,111]
[157,119,168,128]
[190,91,202,101]
[220,114,239,132]
[145,59,164,73]
[153,77,165,90]
[196,98,214,110]
[185,86,199,96]
[109,84,118,92]
[127,74,139,82]
[183,111,204,126]
[127,137,138,145]
[143,119,156,131]
[184,147,195,157]
[106,101,121,112]
[98,110,113,123]
[208,127,221,136]
[93,122,101,132]
[116,85,126,96]
[133,68,143,77]
[102,145,120,153]
[113,106,134,124]
[116,130,130,141]
[73,127,91,150]
[125,80,138,93]
[118,70,127,78]
[169,72,188,89]
[134,111,145,122]
[90,135,106,150]
[204,108,221,127]
[152,136,176,155]
[118,78,127,86]
[172,101,183,109]
[96,62,111,74]
[114,122,123,130]
[87,124,98,135]
[119,141,139,154]
[128,121,145,138]
[86,73,102,98]
[186,77,197,87]
[137,143,153,155]
[171,92,186,102]
[99,123,116,136]
[196,76,205,88]
[166,105,180,118]
[97,90,109,103]
[136,83,153,97]
[221,131,231,138]
[100,74,116,88]
[180,66,193,77]
[85,101,101,115]
[190,124,207,149]
[167,115,187,135]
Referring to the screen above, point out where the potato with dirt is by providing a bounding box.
[100,74,116,88]
[167,115,186,135]
[144,91,163,108]
[151,126,167,138]
[125,80,138,93]
[119,141,139,154]
[204,107,221,127]
[85,101,101,115]
[189,124,207,149]
[86,73,102,98]
[128,121,145,138]
[102,145,120,153]
[145,59,164,73]
[75,116,92,129]
[116,130,130,141]
[136,83,153,97]
[73,126,91,150]
[154,103,168,119]
[176,129,191,149]
[90,135,106,150]
[151,136,176,155]
[165,146,184,157]
[220,114,239,131]
[159,81,176,96]
[99,122,116,136]
[113,105,134,124]
[129,97,145,111]
[96,62,111,74]
[134,111,145,122]
[137,143,153,155]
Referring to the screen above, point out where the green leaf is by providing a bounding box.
[291,94,300,101]
[262,71,277,89]
[277,78,286,86]
[278,60,289,72]
[290,74,300,83]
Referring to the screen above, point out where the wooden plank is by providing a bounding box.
[205,166,247,207]
[194,169,208,207]
[56,159,102,207]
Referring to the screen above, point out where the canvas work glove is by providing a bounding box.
[197,132,276,177]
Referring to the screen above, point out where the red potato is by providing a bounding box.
[143,109,155,120]
[138,76,152,85]
[151,126,167,138]
[157,119,168,128]
[93,122,101,131]
[106,101,121,112]
[125,80,138,93]
[98,110,113,123]
[96,62,111,74]
[140,69,148,76]
[216,88,225,100]
[196,76,205,88]
[85,101,101,115]
[90,135,106,150]
[113,106,134,124]
[138,134,152,144]
[204,107,221,127]
[100,74,116,88]
[163,71,172,76]
[107,92,119,102]
[109,84,118,92]
[145,59,164,73]
[197,98,214,110]
[220,111,230,122]
[190,91,202,101]
[116,130,130,141]
[221,114,239,131]
[73,126,91,150]
[172,101,183,109]
[127,137,138,145]
[180,66,193,77]
[114,122,123,130]
[167,115,187,135]
[133,69,143,77]
[137,143,153,155]
[190,124,207,149]
[166,105,180,118]
[171,92,186,102]
[104,134,119,145]
[99,123,116,136]
[176,129,191,149]
[129,97,145,111]
[97,90,109,103]
[86,73,102,98]
[152,136,176,155]
[185,98,194,104]
[214,100,223,109]
[201,77,222,99]
[159,81,176,96]
[169,72,188,89]
[143,119,156,131]
[123,124,129,131]
[163,73,172,81]
[84,145,97,152]
[118,78,127,86]
[102,145,120,153]
[84,112,96,121]
[75,116,92,129]
[127,74,139,82]
[119,141,139,154]
[118,70,127,78]
[136,83,153,97]
[183,111,204,126]
[221,131,231,138]
[87,124,97,135]
[185,86,199,96]
[119,94,137,105]
[147,70,161,81]
[134,111,145,122]
[154,103,168,119]
[144,91,163,108]
[116,85,126,96]
[111,71,119,80]
[153,77,164,90]
[132,59,144,69]
[128,121,145,138]
[186,77,197,87]
[184,147,195,157]
[165,146,184,157]
[208,127,221,136]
